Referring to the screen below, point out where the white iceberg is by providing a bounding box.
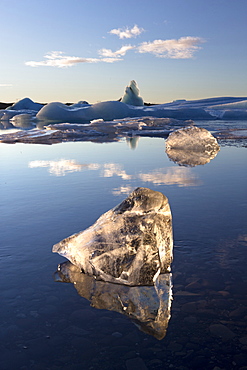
[53,187,173,286]
[121,80,144,106]
[6,97,44,112]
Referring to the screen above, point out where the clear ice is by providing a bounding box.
[165,126,220,166]
[53,187,173,286]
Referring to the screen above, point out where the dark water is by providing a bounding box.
[1,134,247,369]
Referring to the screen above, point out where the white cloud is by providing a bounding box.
[0,83,12,87]
[137,36,205,58]
[25,35,205,69]
[99,45,135,58]
[25,51,120,68]
[109,25,144,39]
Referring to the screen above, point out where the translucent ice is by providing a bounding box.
[165,126,220,166]
[121,80,144,106]
[53,187,173,286]
[55,261,172,340]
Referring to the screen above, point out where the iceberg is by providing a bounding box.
[1,82,247,125]
[6,97,44,112]
[121,80,144,106]
[165,126,220,166]
[53,187,173,286]
[54,261,172,340]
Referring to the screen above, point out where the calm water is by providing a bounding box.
[1,134,247,369]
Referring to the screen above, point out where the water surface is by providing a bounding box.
[1,134,247,369]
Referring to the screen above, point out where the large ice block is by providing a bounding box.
[53,187,173,286]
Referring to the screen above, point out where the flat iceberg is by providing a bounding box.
[55,261,172,340]
[165,126,220,166]
[53,187,173,286]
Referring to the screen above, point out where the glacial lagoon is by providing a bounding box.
[1,123,247,369]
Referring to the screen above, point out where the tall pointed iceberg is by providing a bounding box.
[121,80,144,106]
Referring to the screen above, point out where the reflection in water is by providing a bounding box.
[29,160,100,176]
[126,136,140,150]
[100,163,132,180]
[139,167,200,187]
[11,114,35,129]
[112,185,135,195]
[29,159,200,187]
[54,261,172,340]
[166,147,219,167]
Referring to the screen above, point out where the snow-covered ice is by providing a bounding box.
[53,187,173,286]
[1,81,247,125]
[121,80,144,106]
[1,81,247,145]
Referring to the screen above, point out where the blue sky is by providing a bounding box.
[0,0,246,103]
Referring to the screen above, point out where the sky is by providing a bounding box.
[0,0,247,104]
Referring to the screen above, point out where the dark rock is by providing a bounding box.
[126,357,148,370]
[209,324,236,341]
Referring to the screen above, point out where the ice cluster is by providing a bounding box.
[53,187,173,286]
[1,81,247,126]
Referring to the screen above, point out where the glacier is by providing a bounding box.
[53,187,173,286]
[54,261,172,340]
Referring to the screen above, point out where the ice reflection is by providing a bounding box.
[166,147,219,167]
[54,261,172,340]
[29,159,200,187]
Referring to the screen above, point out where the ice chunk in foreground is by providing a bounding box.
[55,261,172,340]
[121,80,144,106]
[53,187,173,286]
[165,126,220,166]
